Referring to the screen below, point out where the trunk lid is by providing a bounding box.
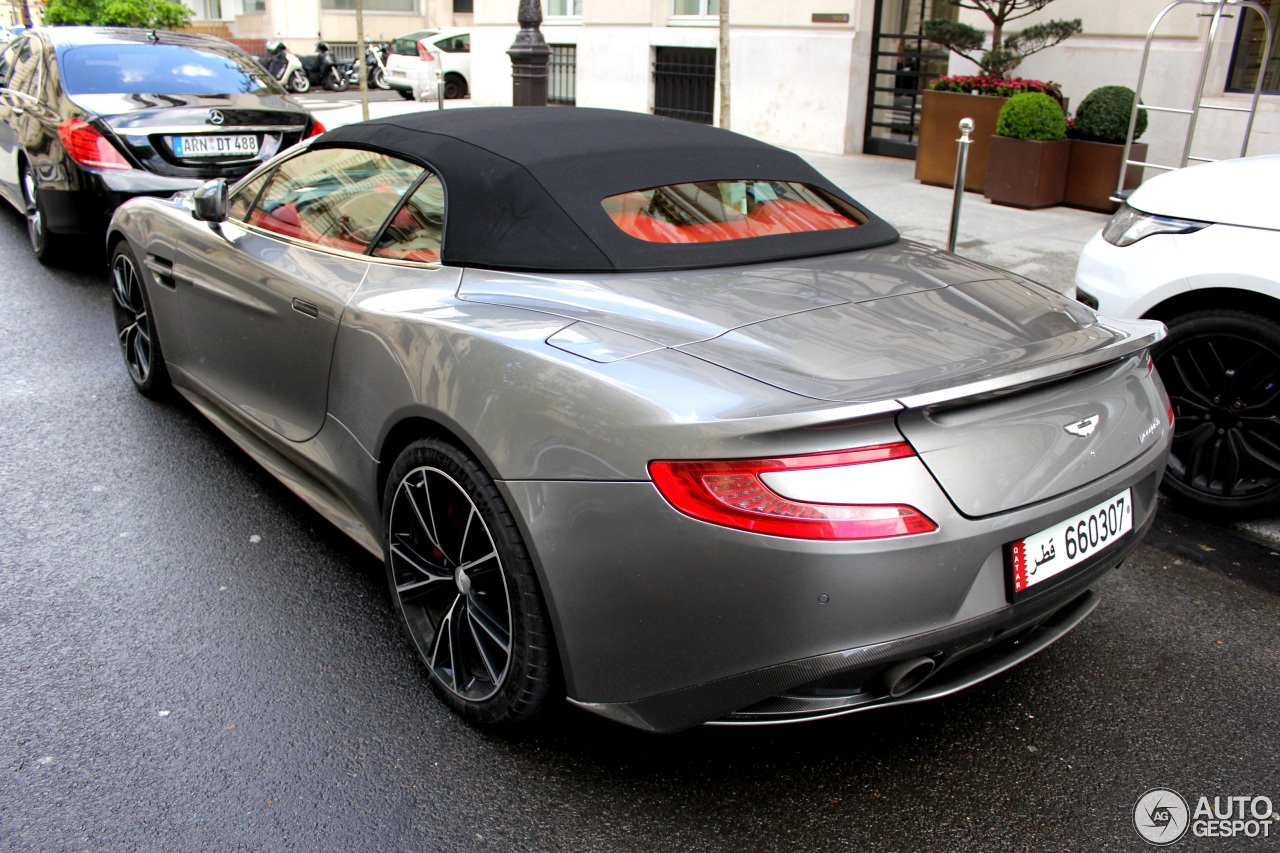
[76,93,310,179]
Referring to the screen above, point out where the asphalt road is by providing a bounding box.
[0,206,1277,852]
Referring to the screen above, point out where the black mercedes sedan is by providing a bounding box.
[0,26,322,262]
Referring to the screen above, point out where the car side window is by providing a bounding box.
[372,174,445,264]
[7,38,41,98]
[243,147,423,254]
[435,35,469,53]
[228,169,272,222]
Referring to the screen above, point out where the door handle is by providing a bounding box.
[292,298,319,318]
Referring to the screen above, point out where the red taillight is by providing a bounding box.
[649,443,937,541]
[307,118,326,138]
[417,41,436,61]
[1166,396,1175,430]
[57,119,132,170]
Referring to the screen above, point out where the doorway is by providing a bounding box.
[863,0,955,158]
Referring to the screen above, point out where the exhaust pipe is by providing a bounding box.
[880,656,937,698]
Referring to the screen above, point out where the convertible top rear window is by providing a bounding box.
[603,181,864,244]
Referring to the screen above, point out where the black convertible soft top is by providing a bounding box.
[314,107,899,272]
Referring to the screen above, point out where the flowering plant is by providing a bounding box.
[930,75,1063,100]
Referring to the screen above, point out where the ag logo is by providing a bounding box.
[1134,788,1190,846]
[1065,414,1100,437]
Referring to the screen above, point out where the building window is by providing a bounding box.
[321,0,418,11]
[549,44,576,105]
[1227,0,1280,93]
[671,0,719,16]
[653,46,715,124]
[547,0,582,16]
[454,0,473,13]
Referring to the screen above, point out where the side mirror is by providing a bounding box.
[192,178,229,224]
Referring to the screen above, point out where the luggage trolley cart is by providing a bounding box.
[1118,0,1274,200]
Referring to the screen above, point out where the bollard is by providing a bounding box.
[947,117,974,254]
[436,67,445,110]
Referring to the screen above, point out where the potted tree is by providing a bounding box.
[914,0,1081,192]
[984,91,1070,209]
[1064,86,1149,213]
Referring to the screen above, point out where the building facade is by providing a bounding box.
[468,0,1280,168]
[187,0,1280,167]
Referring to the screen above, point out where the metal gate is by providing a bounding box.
[863,0,954,158]
[653,46,715,124]
[549,44,577,106]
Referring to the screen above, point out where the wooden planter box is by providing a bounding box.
[1064,140,1148,213]
[984,136,1071,209]
[914,89,1008,193]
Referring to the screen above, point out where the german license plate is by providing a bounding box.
[172,134,258,158]
[1009,489,1132,598]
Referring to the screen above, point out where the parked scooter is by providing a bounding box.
[299,41,348,92]
[341,42,392,90]
[262,41,308,93]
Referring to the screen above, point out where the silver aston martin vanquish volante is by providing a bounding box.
[107,108,1172,732]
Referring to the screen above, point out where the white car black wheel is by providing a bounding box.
[1157,309,1280,516]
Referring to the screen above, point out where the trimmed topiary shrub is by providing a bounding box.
[995,92,1067,141]
[1073,85,1147,144]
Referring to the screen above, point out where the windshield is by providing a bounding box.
[602,180,865,244]
[59,43,278,96]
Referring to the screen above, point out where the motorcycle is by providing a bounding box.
[261,41,308,94]
[299,41,348,92]
[364,42,391,90]
[341,42,391,90]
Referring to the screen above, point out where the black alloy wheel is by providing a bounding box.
[20,164,57,263]
[383,439,554,724]
[1156,309,1280,516]
[110,242,169,397]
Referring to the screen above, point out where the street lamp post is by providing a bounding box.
[508,0,550,106]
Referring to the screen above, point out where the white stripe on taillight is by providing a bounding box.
[649,443,937,541]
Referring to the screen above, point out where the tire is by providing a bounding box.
[288,69,310,93]
[1155,309,1280,516]
[383,438,555,725]
[323,68,348,91]
[444,73,466,100]
[20,163,60,263]
[110,241,170,397]
[396,86,415,100]
[371,67,389,90]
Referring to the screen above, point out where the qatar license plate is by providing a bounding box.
[1009,489,1132,598]
[172,134,258,158]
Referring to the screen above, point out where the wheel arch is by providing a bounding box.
[1143,287,1280,326]
[374,412,570,691]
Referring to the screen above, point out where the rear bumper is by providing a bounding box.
[575,563,1117,733]
[501,436,1168,732]
[41,170,203,234]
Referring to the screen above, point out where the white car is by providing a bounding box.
[385,28,470,101]
[1075,154,1280,516]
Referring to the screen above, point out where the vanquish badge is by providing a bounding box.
[1065,414,1100,437]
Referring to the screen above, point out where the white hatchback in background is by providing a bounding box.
[385,28,470,101]
[1075,154,1280,517]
